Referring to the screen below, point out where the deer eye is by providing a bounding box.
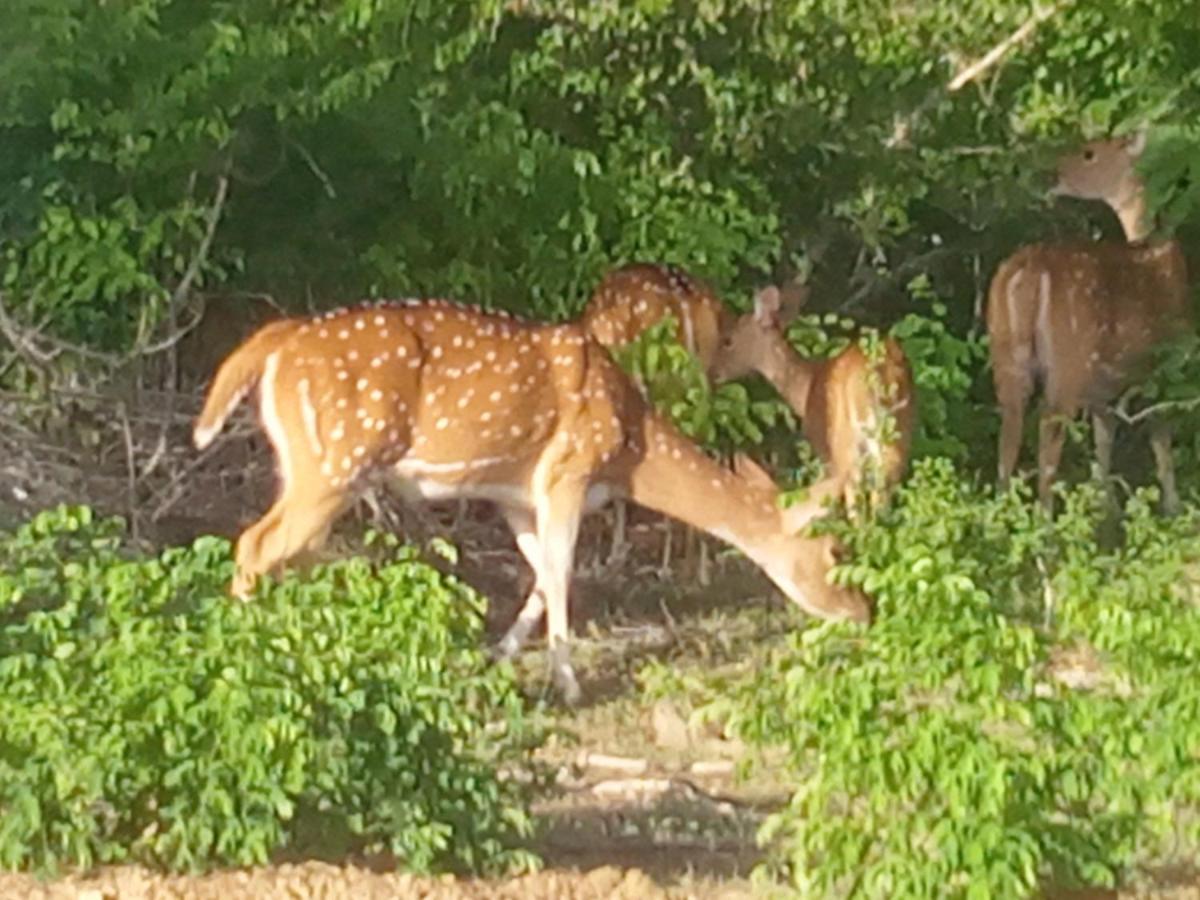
[1083,148,1096,162]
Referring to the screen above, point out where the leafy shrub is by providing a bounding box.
[700,462,1200,897]
[890,276,992,465]
[610,315,794,457]
[0,506,540,875]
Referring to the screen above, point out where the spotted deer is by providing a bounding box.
[582,262,733,374]
[988,132,1190,512]
[712,284,916,525]
[193,300,871,703]
[582,262,733,571]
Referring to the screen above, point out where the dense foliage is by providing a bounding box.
[0,506,539,875]
[4,0,1199,329]
[4,2,1200,892]
[669,464,1200,896]
[5,0,1199,480]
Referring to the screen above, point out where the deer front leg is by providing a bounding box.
[495,505,546,661]
[782,473,847,533]
[1149,418,1180,516]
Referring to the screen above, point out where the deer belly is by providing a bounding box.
[388,458,531,508]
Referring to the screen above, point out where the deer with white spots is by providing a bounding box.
[987,132,1191,512]
[581,262,733,571]
[193,299,871,703]
[582,262,732,374]
[711,283,916,526]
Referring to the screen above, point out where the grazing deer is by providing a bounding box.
[711,284,916,525]
[988,132,1190,512]
[193,300,871,703]
[581,262,734,571]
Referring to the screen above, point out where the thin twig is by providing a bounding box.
[0,292,123,367]
[885,1,1070,149]
[117,402,140,542]
[1113,393,1200,426]
[289,139,338,199]
[947,2,1069,92]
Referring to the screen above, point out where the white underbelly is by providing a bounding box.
[584,482,621,512]
[388,458,530,508]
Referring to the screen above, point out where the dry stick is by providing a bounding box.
[1114,392,1200,427]
[886,0,1070,149]
[0,293,123,368]
[289,139,338,200]
[117,401,140,542]
[139,173,231,485]
[947,1,1070,92]
[148,422,262,520]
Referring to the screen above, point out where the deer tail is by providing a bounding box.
[193,318,300,449]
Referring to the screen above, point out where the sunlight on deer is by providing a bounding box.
[712,282,916,528]
[193,299,871,704]
[987,131,1191,513]
[581,262,733,573]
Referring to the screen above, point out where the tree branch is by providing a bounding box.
[947,1,1069,92]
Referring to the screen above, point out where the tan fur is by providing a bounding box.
[193,318,304,450]
[987,133,1190,511]
[581,262,733,374]
[711,285,916,525]
[195,300,871,703]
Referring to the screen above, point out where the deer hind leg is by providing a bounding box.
[1036,405,1074,512]
[995,361,1034,491]
[495,505,546,660]
[231,481,349,599]
[1149,418,1180,516]
[1091,409,1118,508]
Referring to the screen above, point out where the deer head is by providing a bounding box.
[710,281,811,383]
[1051,130,1151,241]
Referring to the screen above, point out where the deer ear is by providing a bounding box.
[753,286,782,326]
[732,452,777,490]
[777,280,811,324]
[1124,127,1148,158]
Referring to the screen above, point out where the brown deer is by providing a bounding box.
[582,262,733,374]
[581,262,734,571]
[193,300,871,703]
[711,283,916,525]
[988,132,1190,512]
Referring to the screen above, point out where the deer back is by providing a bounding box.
[988,239,1189,408]
[990,132,1192,408]
[582,263,731,373]
[197,301,640,498]
[813,337,915,487]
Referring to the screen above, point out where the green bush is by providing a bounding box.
[610,314,794,457]
[0,506,540,875]
[702,462,1200,897]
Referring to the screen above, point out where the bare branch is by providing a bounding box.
[947,2,1069,93]
[0,292,124,367]
[289,139,337,199]
[885,1,1070,150]
[1113,392,1200,426]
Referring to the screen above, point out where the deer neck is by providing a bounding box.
[1110,184,1153,243]
[758,333,816,412]
[619,413,784,555]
